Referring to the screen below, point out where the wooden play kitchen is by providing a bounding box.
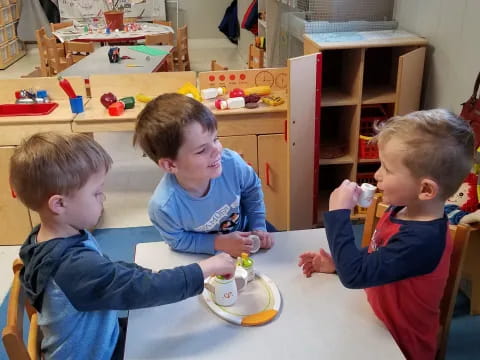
[0,63,317,247]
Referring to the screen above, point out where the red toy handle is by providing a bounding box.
[265,162,271,186]
[57,76,77,99]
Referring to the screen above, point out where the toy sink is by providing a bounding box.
[0,103,59,117]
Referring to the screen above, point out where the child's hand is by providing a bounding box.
[298,249,336,277]
[329,179,362,211]
[252,230,274,249]
[198,252,236,279]
[214,232,252,257]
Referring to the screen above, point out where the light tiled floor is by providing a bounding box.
[0,38,245,294]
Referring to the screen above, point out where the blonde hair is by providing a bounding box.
[10,132,113,211]
[373,109,474,199]
[134,93,217,162]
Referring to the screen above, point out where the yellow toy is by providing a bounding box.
[244,85,271,96]
[135,93,155,103]
[262,95,284,106]
[177,82,202,102]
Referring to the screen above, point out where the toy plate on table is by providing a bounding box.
[202,272,281,326]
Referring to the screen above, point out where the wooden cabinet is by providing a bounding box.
[303,30,428,223]
[0,147,32,244]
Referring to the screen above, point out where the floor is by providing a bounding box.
[0,37,247,303]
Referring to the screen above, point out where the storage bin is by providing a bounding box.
[4,21,14,41]
[0,42,8,63]
[0,6,11,26]
[358,104,388,159]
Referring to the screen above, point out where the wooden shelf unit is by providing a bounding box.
[0,0,24,69]
[305,30,427,224]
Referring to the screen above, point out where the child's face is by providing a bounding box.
[171,121,223,183]
[374,138,421,206]
[63,170,107,230]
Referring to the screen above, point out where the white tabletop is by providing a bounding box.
[59,45,172,79]
[125,229,404,359]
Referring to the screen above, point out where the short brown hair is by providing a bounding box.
[10,132,113,211]
[374,109,474,199]
[133,93,217,162]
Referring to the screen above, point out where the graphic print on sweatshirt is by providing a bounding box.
[194,196,241,233]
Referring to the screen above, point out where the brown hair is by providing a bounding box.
[10,132,113,211]
[133,93,217,162]
[373,109,474,199]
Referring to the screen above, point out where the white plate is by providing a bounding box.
[201,272,281,326]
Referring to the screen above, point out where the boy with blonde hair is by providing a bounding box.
[134,93,274,257]
[299,109,474,359]
[11,132,235,360]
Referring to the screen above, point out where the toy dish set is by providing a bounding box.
[202,239,281,326]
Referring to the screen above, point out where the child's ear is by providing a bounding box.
[47,195,66,215]
[157,158,177,173]
[418,178,439,201]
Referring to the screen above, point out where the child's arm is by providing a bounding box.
[54,249,236,311]
[298,249,336,277]
[325,180,447,288]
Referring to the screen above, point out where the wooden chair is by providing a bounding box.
[34,27,50,77]
[361,195,471,360]
[64,41,95,64]
[173,25,190,71]
[123,17,137,24]
[50,21,73,32]
[43,34,73,75]
[2,259,42,360]
[152,19,172,27]
[248,44,265,69]
[145,33,174,46]
[211,60,228,71]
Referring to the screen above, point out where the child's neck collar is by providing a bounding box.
[395,199,445,221]
[175,175,211,198]
[36,222,81,243]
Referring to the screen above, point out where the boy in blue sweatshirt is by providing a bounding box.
[10,132,236,360]
[134,93,274,257]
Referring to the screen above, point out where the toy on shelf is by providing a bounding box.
[215,97,245,110]
[201,87,226,100]
[229,88,245,98]
[244,85,271,96]
[108,102,125,116]
[100,92,117,108]
[177,82,202,102]
[445,172,480,224]
[58,76,77,98]
[136,93,155,103]
[261,95,284,106]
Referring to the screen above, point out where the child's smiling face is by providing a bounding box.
[172,121,223,185]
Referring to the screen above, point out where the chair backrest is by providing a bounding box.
[174,25,190,71]
[361,195,471,360]
[123,17,137,24]
[50,21,73,32]
[211,60,228,71]
[145,33,174,46]
[2,259,42,360]
[248,44,265,69]
[34,27,49,77]
[64,41,95,63]
[153,19,172,27]
[43,34,73,74]
[437,223,470,360]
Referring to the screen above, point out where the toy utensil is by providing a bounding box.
[57,76,77,98]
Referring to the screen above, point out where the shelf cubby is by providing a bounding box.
[321,49,362,107]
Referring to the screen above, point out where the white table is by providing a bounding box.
[59,45,173,79]
[125,229,404,359]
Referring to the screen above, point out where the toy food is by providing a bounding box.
[100,92,117,108]
[244,86,271,96]
[262,95,285,106]
[244,94,261,103]
[136,93,154,103]
[229,88,245,98]
[215,97,245,110]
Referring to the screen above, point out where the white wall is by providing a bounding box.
[174,0,233,39]
[394,0,480,113]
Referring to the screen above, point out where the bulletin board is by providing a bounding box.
[58,0,166,21]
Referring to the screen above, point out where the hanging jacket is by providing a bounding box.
[241,0,258,35]
[218,0,239,44]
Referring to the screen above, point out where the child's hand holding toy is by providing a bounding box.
[251,229,274,249]
[215,231,254,257]
[329,179,363,211]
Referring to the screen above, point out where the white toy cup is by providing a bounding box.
[357,183,377,208]
[204,267,248,306]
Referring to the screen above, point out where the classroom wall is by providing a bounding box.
[172,0,232,39]
[394,0,480,113]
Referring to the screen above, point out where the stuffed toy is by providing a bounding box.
[445,172,480,224]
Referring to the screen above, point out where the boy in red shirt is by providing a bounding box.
[299,109,474,359]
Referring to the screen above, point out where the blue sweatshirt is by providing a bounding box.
[149,148,266,254]
[20,226,204,360]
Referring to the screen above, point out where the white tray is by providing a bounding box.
[202,272,281,326]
